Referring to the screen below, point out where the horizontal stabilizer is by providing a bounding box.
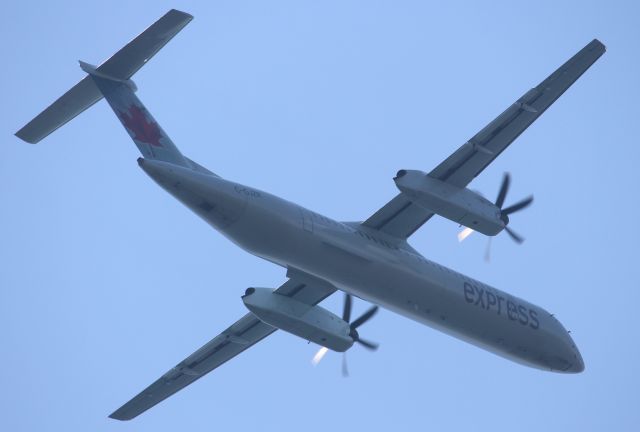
[15,77,102,143]
[15,9,192,144]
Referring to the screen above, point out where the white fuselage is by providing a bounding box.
[140,158,584,373]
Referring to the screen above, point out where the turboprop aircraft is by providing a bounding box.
[15,9,605,421]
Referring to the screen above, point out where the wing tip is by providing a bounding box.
[109,411,134,421]
[168,8,194,22]
[14,129,40,144]
[590,38,606,54]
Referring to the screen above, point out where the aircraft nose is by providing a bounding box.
[567,345,585,373]
[559,330,585,373]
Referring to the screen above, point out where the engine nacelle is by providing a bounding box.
[242,287,354,352]
[394,169,504,236]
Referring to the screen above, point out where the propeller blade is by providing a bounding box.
[484,236,492,262]
[356,338,379,351]
[502,195,534,215]
[350,306,378,329]
[342,353,349,377]
[504,226,525,244]
[458,227,474,242]
[342,294,352,323]
[312,346,329,366]
[495,172,511,209]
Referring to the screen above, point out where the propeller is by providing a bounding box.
[484,236,493,263]
[343,294,379,351]
[493,172,533,244]
[312,293,379,376]
[458,173,533,249]
[341,293,379,376]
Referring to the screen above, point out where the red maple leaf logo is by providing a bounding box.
[117,104,163,147]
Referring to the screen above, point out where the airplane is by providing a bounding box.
[15,9,605,421]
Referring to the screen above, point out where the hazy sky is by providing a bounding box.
[2,1,638,431]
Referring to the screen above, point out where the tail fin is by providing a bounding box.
[15,9,192,165]
[80,61,188,166]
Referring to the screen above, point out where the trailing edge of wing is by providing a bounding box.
[109,313,276,421]
[363,39,605,239]
[428,39,606,187]
[109,269,336,421]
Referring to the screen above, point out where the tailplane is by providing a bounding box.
[15,9,193,168]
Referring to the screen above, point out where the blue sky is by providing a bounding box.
[2,1,638,430]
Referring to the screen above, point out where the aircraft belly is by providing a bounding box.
[287,240,578,372]
[194,192,580,373]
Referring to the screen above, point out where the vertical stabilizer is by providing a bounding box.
[81,62,189,166]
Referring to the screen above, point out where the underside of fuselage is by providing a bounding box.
[140,157,584,373]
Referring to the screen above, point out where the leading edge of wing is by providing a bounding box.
[109,269,336,421]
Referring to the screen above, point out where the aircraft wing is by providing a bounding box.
[109,269,336,421]
[363,39,605,239]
